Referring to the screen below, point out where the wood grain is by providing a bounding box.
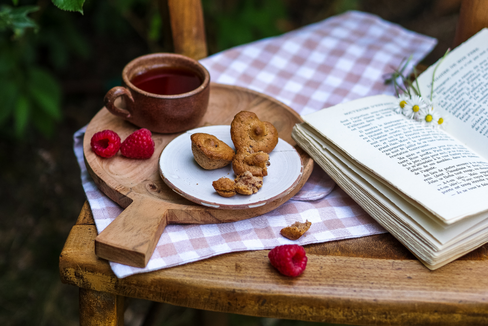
[95,196,173,267]
[79,288,124,326]
[60,204,488,325]
[168,0,207,60]
[453,0,488,47]
[84,83,314,267]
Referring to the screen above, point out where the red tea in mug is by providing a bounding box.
[131,66,202,95]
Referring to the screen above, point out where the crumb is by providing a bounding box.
[212,177,236,197]
[235,171,263,195]
[280,220,312,240]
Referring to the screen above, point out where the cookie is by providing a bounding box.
[235,171,263,195]
[232,151,270,177]
[212,177,236,197]
[230,111,278,154]
[191,133,235,170]
[280,220,312,240]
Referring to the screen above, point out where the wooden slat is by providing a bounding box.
[167,0,207,60]
[60,204,488,325]
[453,0,488,47]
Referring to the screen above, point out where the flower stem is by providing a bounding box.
[430,49,450,101]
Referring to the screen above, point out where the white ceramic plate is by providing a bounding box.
[159,125,303,209]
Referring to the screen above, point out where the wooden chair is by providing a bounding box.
[60,0,488,325]
[453,0,488,47]
[165,0,207,60]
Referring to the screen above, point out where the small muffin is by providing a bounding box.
[280,220,312,240]
[230,111,278,154]
[232,151,270,177]
[235,171,263,195]
[191,133,235,170]
[212,177,236,197]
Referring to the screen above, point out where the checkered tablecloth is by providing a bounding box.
[73,10,436,278]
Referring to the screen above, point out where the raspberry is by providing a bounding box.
[90,130,121,158]
[268,244,307,277]
[120,128,155,159]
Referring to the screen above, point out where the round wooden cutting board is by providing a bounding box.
[84,83,314,268]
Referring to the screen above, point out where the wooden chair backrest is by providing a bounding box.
[166,0,207,60]
[454,0,488,47]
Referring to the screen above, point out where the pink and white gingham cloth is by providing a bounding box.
[73,11,436,278]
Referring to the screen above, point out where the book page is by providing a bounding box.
[294,124,488,246]
[294,123,488,247]
[302,94,488,224]
[417,28,488,159]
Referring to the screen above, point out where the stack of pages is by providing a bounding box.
[292,29,488,270]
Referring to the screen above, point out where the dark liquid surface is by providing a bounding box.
[131,67,202,95]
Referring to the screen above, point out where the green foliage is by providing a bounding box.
[0,0,88,139]
[203,0,288,52]
[52,0,85,14]
[0,38,62,138]
[334,0,360,14]
[0,4,38,37]
[148,11,162,42]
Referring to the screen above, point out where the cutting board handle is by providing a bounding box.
[95,195,171,268]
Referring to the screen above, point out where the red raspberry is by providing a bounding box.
[120,128,155,159]
[268,244,307,277]
[90,130,121,158]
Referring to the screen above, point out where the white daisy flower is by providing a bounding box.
[394,93,410,114]
[425,100,447,129]
[418,106,436,127]
[418,98,435,124]
[404,95,427,120]
[433,111,447,129]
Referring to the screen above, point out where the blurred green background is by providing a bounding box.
[0,0,458,325]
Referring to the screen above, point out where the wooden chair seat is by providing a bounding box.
[60,202,488,325]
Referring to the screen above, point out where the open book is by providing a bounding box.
[292,28,488,270]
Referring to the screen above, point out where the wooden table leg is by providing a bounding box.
[79,288,125,326]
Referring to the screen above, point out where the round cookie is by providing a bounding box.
[191,133,235,170]
[230,111,278,154]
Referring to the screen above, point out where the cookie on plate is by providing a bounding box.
[230,111,278,154]
[232,151,270,177]
[212,177,236,197]
[191,133,235,170]
[235,171,263,195]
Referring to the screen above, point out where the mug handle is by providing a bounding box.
[104,86,135,119]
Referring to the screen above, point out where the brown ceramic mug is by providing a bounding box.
[104,53,210,134]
